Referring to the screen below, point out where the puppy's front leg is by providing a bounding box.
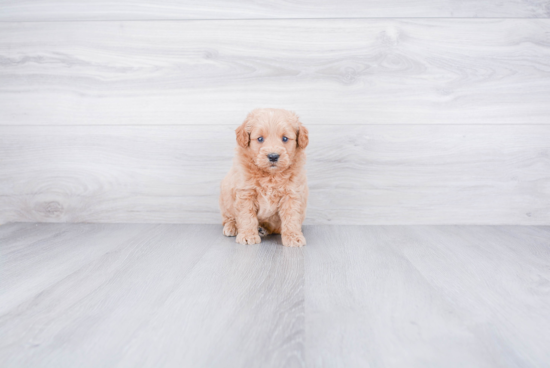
[279,195,306,247]
[235,190,261,245]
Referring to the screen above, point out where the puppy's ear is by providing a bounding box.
[297,124,309,149]
[235,122,249,148]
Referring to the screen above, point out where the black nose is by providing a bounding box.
[268,153,280,162]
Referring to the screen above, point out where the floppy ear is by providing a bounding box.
[297,124,309,149]
[235,122,249,148]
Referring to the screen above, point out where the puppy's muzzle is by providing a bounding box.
[267,153,280,162]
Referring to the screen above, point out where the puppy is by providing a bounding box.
[220,108,309,247]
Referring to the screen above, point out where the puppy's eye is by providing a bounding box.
[257,137,264,142]
[282,136,288,142]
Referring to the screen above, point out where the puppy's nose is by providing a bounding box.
[268,153,280,162]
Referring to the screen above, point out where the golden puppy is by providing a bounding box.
[220,108,309,247]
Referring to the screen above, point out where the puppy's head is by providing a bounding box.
[235,108,308,172]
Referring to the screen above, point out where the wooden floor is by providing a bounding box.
[1,224,549,367]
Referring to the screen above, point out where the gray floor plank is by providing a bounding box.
[1,224,549,367]
[304,226,494,368]
[0,0,548,21]
[0,224,220,367]
[0,223,157,315]
[0,224,304,368]
[116,233,304,368]
[397,226,550,366]
[1,20,550,127]
[304,225,550,368]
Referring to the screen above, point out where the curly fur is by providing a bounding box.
[219,108,309,247]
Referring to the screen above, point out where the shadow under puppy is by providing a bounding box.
[220,108,309,247]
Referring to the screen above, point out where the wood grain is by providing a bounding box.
[1,20,550,126]
[1,223,549,366]
[0,0,549,21]
[0,223,158,315]
[1,124,549,225]
[0,223,304,368]
[304,225,550,367]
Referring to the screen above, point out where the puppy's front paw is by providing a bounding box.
[236,231,261,245]
[282,232,306,247]
[223,222,237,237]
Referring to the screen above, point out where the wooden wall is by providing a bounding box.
[1,2,549,225]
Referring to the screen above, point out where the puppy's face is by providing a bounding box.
[236,108,308,172]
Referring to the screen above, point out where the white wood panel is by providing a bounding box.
[0,0,549,21]
[1,20,550,126]
[1,124,548,225]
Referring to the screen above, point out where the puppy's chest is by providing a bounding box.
[256,185,284,219]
